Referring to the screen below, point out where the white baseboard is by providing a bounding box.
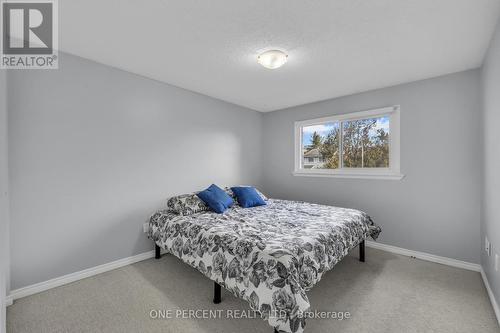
[365,241,481,272]
[7,249,157,305]
[5,241,489,313]
[365,241,500,325]
[480,268,500,327]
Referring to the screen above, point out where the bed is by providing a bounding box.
[148,198,381,333]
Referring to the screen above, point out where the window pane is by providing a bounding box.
[342,116,389,168]
[302,122,339,169]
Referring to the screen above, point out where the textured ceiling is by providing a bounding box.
[60,0,500,112]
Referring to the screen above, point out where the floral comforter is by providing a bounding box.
[148,199,381,333]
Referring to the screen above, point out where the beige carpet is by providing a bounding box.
[7,248,500,333]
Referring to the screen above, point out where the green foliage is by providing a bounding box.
[319,127,340,169]
[312,118,389,169]
[310,131,322,149]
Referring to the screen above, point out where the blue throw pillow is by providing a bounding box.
[196,184,234,214]
[230,186,267,208]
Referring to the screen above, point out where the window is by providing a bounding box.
[294,106,403,180]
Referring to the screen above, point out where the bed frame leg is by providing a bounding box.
[155,244,161,259]
[359,240,365,262]
[213,282,221,304]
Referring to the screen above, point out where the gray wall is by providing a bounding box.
[0,70,8,333]
[481,19,500,304]
[4,51,491,292]
[8,53,263,290]
[262,70,482,264]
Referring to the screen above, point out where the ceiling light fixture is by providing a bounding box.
[257,50,288,69]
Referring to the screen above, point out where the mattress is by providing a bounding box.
[149,199,381,333]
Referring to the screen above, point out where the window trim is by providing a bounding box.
[293,105,404,180]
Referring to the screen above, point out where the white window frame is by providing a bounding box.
[293,105,404,180]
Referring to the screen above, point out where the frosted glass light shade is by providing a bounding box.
[257,50,288,69]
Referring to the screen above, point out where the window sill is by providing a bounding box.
[292,171,405,180]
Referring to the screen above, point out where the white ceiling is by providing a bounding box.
[60,0,500,112]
